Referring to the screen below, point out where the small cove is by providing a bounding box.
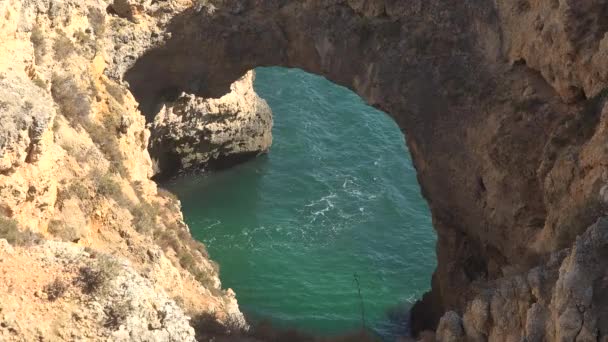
[167,67,436,339]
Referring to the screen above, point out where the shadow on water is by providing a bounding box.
[192,311,390,342]
[191,302,417,341]
[166,155,270,233]
[373,302,413,339]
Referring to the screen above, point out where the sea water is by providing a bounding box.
[167,67,436,339]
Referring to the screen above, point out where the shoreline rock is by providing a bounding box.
[148,70,272,180]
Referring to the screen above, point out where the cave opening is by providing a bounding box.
[163,67,436,340]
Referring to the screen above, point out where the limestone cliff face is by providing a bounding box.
[148,70,272,179]
[436,217,608,341]
[122,0,608,340]
[0,0,244,340]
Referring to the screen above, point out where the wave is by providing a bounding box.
[170,66,436,340]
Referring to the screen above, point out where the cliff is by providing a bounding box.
[2,0,608,341]
[0,0,245,340]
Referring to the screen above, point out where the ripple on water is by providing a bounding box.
[168,67,436,340]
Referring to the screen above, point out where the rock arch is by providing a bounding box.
[125,0,608,337]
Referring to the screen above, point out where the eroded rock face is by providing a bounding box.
[122,0,608,338]
[442,217,608,341]
[0,0,245,339]
[0,72,53,174]
[148,70,272,179]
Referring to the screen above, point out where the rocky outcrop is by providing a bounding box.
[437,217,608,341]
[148,70,272,179]
[122,0,608,339]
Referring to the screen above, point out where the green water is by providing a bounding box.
[167,67,436,339]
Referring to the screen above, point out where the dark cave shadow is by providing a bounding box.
[371,301,413,340]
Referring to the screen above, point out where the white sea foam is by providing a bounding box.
[170,67,436,340]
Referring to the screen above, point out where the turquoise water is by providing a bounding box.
[167,67,436,339]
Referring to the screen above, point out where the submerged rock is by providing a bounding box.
[149,70,272,179]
